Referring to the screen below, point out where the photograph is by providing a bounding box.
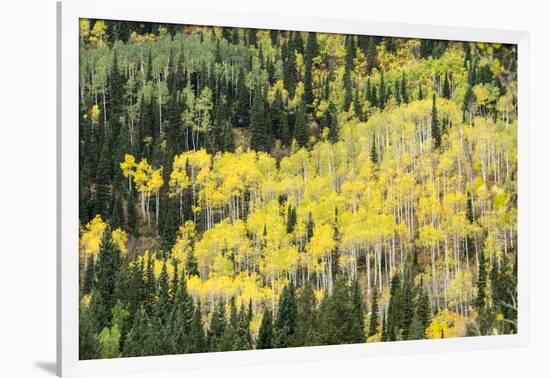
[77,18,518,360]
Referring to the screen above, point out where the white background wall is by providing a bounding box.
[1,0,547,377]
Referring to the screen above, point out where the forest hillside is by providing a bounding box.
[78,19,518,359]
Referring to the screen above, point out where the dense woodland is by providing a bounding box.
[78,19,518,359]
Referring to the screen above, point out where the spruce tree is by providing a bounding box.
[286,206,297,234]
[385,273,402,341]
[207,301,227,352]
[304,32,319,108]
[234,304,253,350]
[431,94,441,149]
[156,261,171,324]
[401,72,409,103]
[290,285,319,346]
[123,306,152,357]
[189,301,207,353]
[416,285,432,335]
[273,283,298,348]
[400,267,415,340]
[379,71,386,109]
[350,280,366,343]
[466,190,475,224]
[442,71,451,99]
[79,305,101,360]
[343,36,355,111]
[366,36,379,74]
[367,289,379,338]
[256,307,274,349]
[250,89,268,152]
[171,273,195,354]
[221,298,238,351]
[126,190,138,235]
[476,249,488,311]
[143,252,157,316]
[90,227,122,330]
[293,101,308,147]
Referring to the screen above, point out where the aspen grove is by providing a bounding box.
[78,19,518,359]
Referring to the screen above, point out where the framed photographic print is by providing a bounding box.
[57,0,529,376]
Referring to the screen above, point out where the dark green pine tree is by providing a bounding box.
[207,301,227,352]
[293,101,308,148]
[108,50,124,124]
[400,267,416,340]
[189,301,207,353]
[370,134,378,165]
[303,32,319,108]
[292,31,304,55]
[89,226,121,331]
[273,283,298,348]
[385,273,403,341]
[211,95,227,152]
[418,85,424,101]
[143,252,157,316]
[327,103,339,143]
[250,89,269,152]
[286,205,297,234]
[156,261,171,324]
[367,289,379,338]
[126,189,138,235]
[401,72,409,103]
[394,78,401,105]
[305,211,315,244]
[79,305,100,360]
[290,284,319,347]
[82,256,95,296]
[442,71,451,99]
[186,248,199,278]
[466,190,475,224]
[343,36,355,111]
[475,249,488,311]
[280,107,290,147]
[416,285,432,335]
[171,273,195,354]
[431,94,441,149]
[350,280,366,343]
[123,305,153,357]
[283,40,297,98]
[366,36,379,74]
[149,314,176,356]
[234,304,253,350]
[256,307,274,349]
[379,71,386,109]
[221,298,238,351]
[235,69,250,129]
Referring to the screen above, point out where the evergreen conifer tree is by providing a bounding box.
[250,89,268,152]
[290,285,319,347]
[431,94,441,149]
[273,283,298,348]
[293,101,308,147]
[257,307,274,349]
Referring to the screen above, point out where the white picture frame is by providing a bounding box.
[57,0,530,376]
